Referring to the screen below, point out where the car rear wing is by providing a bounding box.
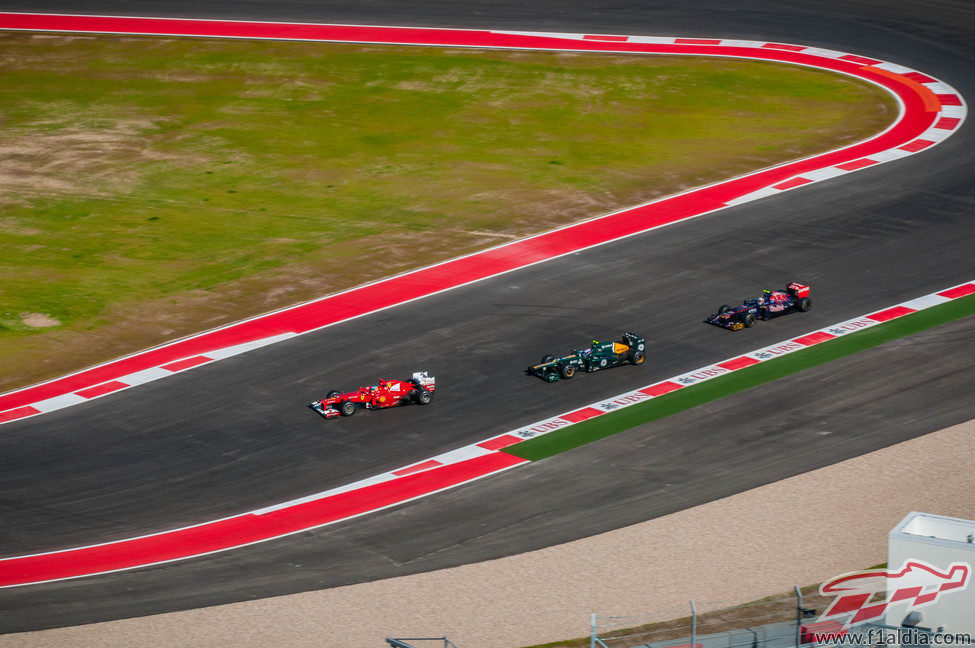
[620,332,646,349]
[787,282,810,298]
[412,371,436,392]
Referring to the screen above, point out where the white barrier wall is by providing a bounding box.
[886,512,975,633]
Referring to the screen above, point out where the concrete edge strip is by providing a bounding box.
[2,278,972,588]
[0,13,967,423]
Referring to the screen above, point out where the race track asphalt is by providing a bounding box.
[5,314,974,632]
[1,0,973,632]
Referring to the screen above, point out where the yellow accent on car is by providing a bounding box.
[613,342,629,354]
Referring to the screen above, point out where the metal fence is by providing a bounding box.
[589,586,822,648]
[384,589,970,648]
[386,637,461,648]
[589,589,967,648]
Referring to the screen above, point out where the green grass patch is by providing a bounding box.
[0,32,896,389]
[505,294,975,461]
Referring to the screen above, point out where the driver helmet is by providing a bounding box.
[762,289,772,302]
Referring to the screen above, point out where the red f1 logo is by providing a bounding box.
[819,560,970,626]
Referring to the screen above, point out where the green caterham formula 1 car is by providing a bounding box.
[527,332,646,382]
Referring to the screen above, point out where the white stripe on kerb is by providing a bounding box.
[920,128,953,143]
[491,30,583,40]
[32,393,88,413]
[801,47,849,59]
[873,61,914,74]
[121,367,174,386]
[433,444,493,464]
[925,81,954,94]
[900,294,951,310]
[725,186,782,206]
[821,317,882,336]
[206,332,299,360]
[626,36,679,44]
[802,166,848,182]
[717,39,760,48]
[870,148,914,162]
[251,473,396,515]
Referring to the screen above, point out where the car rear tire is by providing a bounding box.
[326,390,341,399]
[631,351,645,365]
[415,389,433,405]
[718,304,732,314]
[797,297,812,312]
[340,401,357,417]
[742,313,757,328]
[560,364,575,379]
[406,380,422,400]
[542,355,556,363]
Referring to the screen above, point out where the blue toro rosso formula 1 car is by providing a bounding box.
[706,282,812,330]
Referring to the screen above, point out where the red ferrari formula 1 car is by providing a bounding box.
[707,282,812,330]
[309,372,436,419]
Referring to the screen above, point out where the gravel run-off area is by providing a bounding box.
[3,418,973,648]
